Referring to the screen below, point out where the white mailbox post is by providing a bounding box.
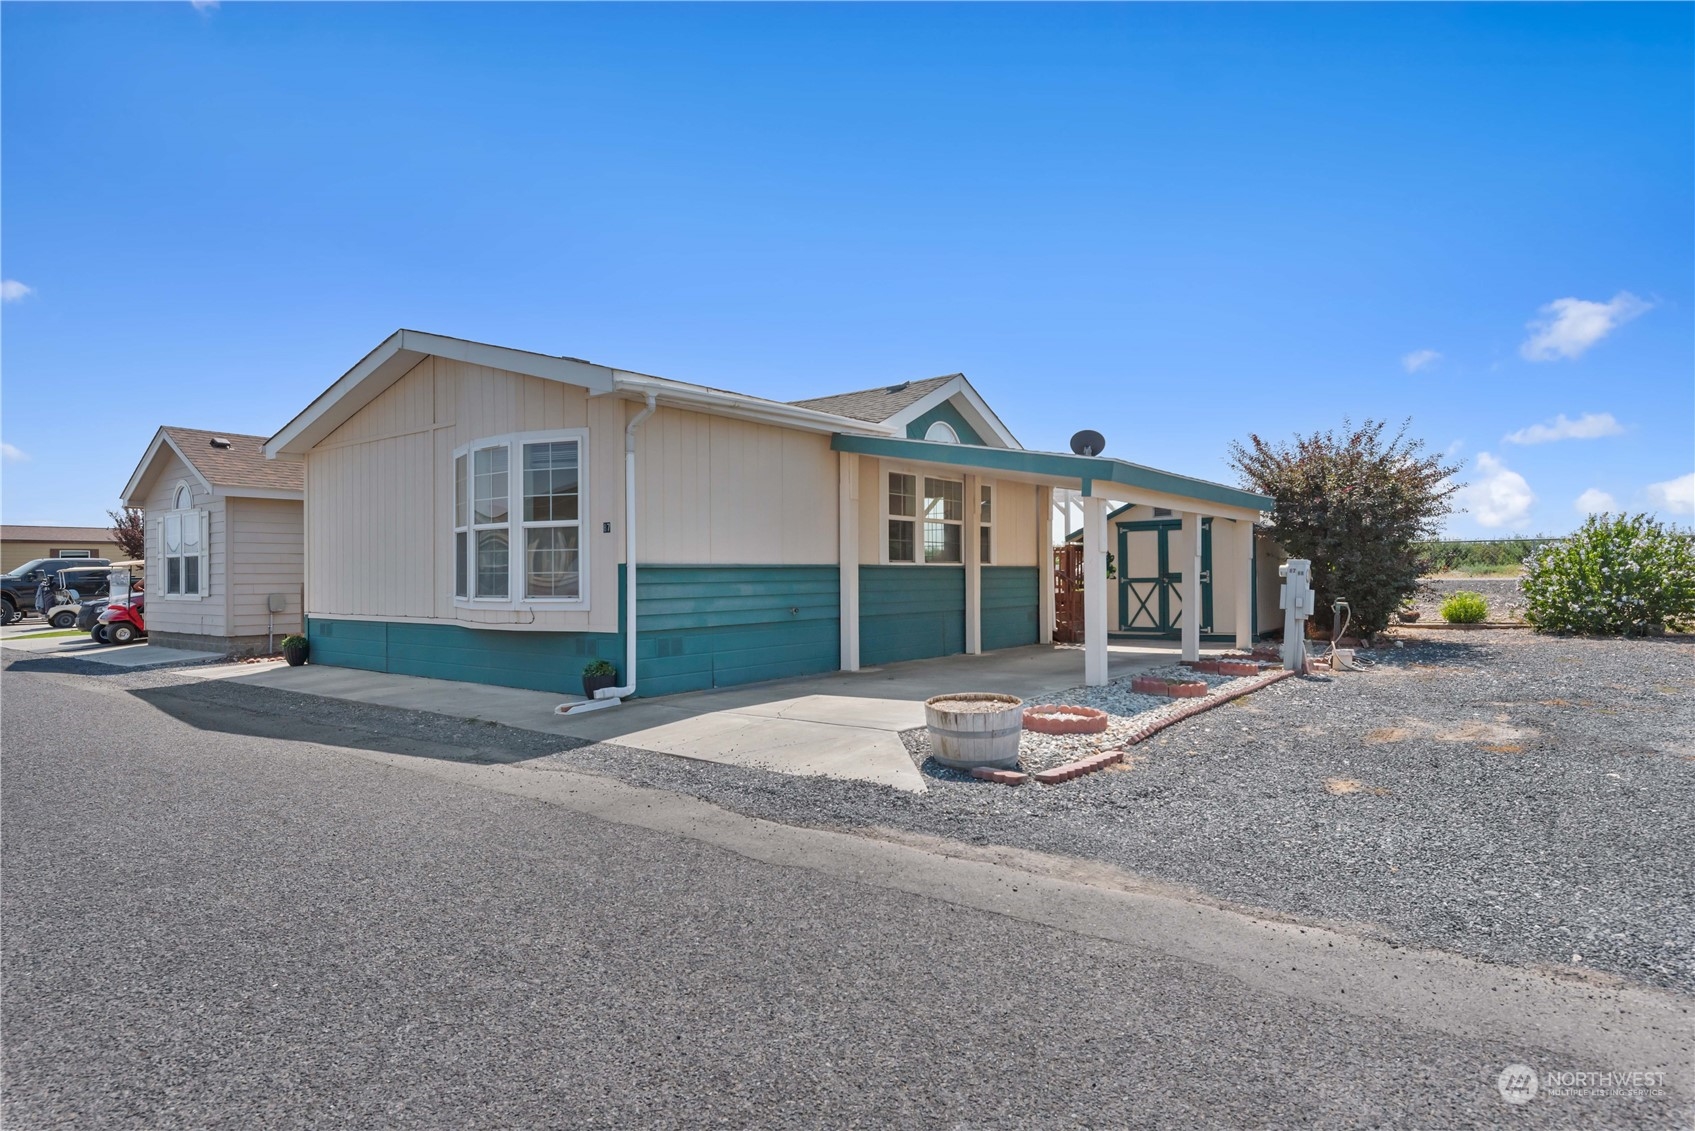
[1278,558,1315,671]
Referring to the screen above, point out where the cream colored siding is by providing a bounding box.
[857,456,881,565]
[305,356,621,633]
[629,407,837,565]
[143,449,227,638]
[857,460,1038,569]
[226,497,304,639]
[989,481,1038,567]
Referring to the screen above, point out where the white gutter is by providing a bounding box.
[558,391,658,716]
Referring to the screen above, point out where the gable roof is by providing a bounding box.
[265,329,903,457]
[122,427,304,505]
[789,375,958,423]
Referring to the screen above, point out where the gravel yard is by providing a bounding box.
[908,663,1266,773]
[11,632,1692,994]
[542,629,1695,993]
[1406,576,1528,623]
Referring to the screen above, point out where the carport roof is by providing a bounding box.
[829,434,1273,516]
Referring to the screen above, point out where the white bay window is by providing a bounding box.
[453,430,588,608]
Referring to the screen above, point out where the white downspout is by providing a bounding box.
[559,391,657,715]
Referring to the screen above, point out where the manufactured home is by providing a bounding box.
[264,330,1275,700]
[121,428,305,656]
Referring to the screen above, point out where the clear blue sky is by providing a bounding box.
[4,2,1691,535]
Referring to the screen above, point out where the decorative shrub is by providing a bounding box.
[583,658,618,677]
[1439,591,1488,623]
[280,634,307,649]
[1521,513,1695,636]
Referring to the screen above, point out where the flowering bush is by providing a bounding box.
[1521,514,1695,636]
[1439,591,1488,623]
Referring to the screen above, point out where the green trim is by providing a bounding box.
[831,433,1273,513]
[1115,519,1212,637]
[981,566,1039,651]
[905,399,984,445]
[860,565,964,665]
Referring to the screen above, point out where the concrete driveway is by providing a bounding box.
[229,642,1192,791]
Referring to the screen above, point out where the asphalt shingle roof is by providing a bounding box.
[0,525,117,542]
[163,427,304,493]
[789,374,957,423]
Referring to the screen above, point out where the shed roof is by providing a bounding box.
[789,375,958,423]
[161,427,304,492]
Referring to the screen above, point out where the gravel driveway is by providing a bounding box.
[541,629,1695,993]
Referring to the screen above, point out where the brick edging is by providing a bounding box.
[1118,669,1297,750]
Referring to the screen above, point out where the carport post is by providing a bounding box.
[1082,493,1109,686]
[1181,511,1202,663]
[1234,519,1254,651]
[964,473,981,655]
[838,452,860,672]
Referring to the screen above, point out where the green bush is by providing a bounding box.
[1439,591,1488,623]
[583,658,618,677]
[280,633,307,649]
[1521,513,1695,636]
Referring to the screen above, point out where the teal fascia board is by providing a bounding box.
[831,433,1274,513]
[905,399,985,445]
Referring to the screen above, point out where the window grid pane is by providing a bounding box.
[473,446,509,525]
[980,525,992,564]
[525,526,580,599]
[888,519,915,563]
[888,474,916,519]
[924,478,962,522]
[476,530,510,598]
[166,558,182,594]
[455,531,468,598]
[980,485,992,523]
[454,455,467,527]
[184,556,200,595]
[924,521,962,564]
[523,442,579,523]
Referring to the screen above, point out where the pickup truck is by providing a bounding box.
[1,557,111,624]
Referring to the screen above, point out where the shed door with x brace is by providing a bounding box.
[1116,519,1211,637]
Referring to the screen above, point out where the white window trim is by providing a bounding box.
[880,462,967,566]
[450,428,591,611]
[924,420,960,443]
[979,482,993,565]
[158,504,209,601]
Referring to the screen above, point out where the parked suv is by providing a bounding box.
[1,557,110,624]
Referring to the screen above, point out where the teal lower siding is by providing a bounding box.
[981,566,1040,651]
[859,565,965,666]
[305,564,840,699]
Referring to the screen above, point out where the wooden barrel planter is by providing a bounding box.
[924,693,1024,770]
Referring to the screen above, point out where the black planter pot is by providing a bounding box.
[283,642,308,667]
[582,671,619,698]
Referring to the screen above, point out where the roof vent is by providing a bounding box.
[209,437,232,449]
[885,381,910,394]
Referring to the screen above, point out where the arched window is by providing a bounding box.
[163,481,206,597]
[173,483,192,508]
[924,420,960,444]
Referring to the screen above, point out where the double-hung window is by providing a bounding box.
[161,484,207,597]
[887,471,966,564]
[453,430,587,606]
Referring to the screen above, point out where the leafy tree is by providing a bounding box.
[1522,513,1695,635]
[1229,419,1460,637]
[107,506,146,561]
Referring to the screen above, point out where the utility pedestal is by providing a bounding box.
[1279,558,1314,672]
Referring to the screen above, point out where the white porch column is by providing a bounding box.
[1036,485,1054,645]
[1181,511,1202,662]
[1234,519,1255,650]
[838,452,860,672]
[964,473,982,655]
[1083,493,1109,686]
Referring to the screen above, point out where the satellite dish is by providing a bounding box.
[1069,429,1106,457]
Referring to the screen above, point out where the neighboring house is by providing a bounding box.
[120,428,305,656]
[263,329,1274,699]
[1,526,124,572]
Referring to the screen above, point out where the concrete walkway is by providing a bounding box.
[0,632,222,669]
[220,642,1198,792]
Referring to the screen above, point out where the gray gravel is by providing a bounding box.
[11,651,1680,1128]
[533,630,1692,993]
[1408,576,1528,622]
[11,632,1692,998]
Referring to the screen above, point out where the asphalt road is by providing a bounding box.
[3,657,1690,1129]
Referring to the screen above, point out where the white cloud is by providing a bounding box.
[1,280,32,302]
[1458,452,1535,529]
[1646,472,1695,516]
[1519,292,1651,361]
[1,442,29,463]
[190,0,219,9]
[1401,349,1441,374]
[1503,412,1625,445]
[1574,488,1616,515]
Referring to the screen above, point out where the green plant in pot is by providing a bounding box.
[280,633,309,666]
[582,658,619,699]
